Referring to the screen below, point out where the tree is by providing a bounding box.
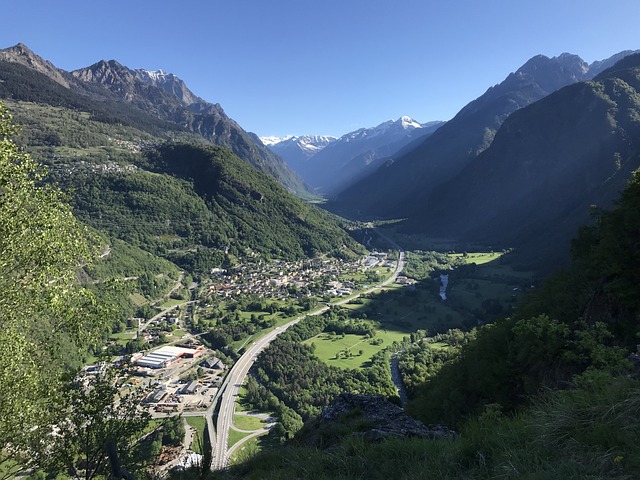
[53,371,152,479]
[162,416,186,447]
[0,101,105,476]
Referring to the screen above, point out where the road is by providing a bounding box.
[138,272,189,333]
[210,234,405,470]
[210,314,307,469]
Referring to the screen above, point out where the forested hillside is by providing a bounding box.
[409,53,640,270]
[0,96,362,274]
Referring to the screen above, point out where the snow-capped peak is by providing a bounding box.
[259,135,294,146]
[399,116,422,129]
[137,68,172,81]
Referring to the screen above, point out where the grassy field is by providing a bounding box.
[129,292,148,306]
[158,298,185,308]
[166,328,188,341]
[109,331,136,347]
[185,416,207,454]
[228,428,253,449]
[234,414,265,431]
[307,332,402,369]
[228,434,270,466]
[235,385,249,412]
[449,251,504,265]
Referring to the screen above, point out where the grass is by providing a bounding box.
[129,292,148,306]
[235,385,249,412]
[448,251,504,265]
[185,416,207,454]
[109,330,136,347]
[167,328,187,339]
[220,375,640,479]
[307,332,404,369]
[159,298,186,308]
[229,436,262,466]
[234,414,266,431]
[228,433,274,466]
[228,428,253,449]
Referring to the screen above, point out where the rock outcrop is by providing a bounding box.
[300,393,456,448]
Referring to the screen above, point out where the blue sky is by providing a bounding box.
[3,0,640,137]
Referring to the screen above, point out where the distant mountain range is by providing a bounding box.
[262,117,444,194]
[260,135,337,173]
[0,43,309,196]
[3,41,640,273]
[329,51,639,219]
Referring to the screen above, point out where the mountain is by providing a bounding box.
[134,68,215,113]
[0,43,361,271]
[57,143,362,268]
[70,58,309,196]
[0,42,78,89]
[410,53,640,267]
[0,43,309,196]
[330,52,630,218]
[260,135,337,172]
[281,117,444,195]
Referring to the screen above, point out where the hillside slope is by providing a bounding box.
[53,142,362,271]
[329,53,621,218]
[412,53,640,266]
[0,43,309,196]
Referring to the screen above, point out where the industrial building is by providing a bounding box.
[135,345,202,369]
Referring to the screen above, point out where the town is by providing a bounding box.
[80,249,402,470]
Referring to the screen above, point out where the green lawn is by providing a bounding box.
[234,414,265,431]
[185,416,207,454]
[449,251,504,265]
[228,435,265,465]
[129,292,148,306]
[307,330,407,369]
[236,385,249,412]
[109,331,136,346]
[158,298,185,308]
[166,328,187,340]
[228,428,253,449]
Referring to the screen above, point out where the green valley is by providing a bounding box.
[2,35,640,480]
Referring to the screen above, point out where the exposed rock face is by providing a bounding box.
[0,43,75,88]
[305,393,456,447]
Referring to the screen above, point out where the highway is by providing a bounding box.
[209,235,405,470]
[210,314,307,469]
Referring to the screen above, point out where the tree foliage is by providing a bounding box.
[53,372,151,479]
[0,101,104,474]
[407,170,640,428]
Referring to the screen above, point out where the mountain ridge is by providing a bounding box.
[409,52,640,268]
[329,51,637,218]
[0,43,309,196]
[267,116,444,195]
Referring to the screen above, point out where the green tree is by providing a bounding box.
[0,101,104,476]
[53,371,151,479]
[162,416,186,447]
